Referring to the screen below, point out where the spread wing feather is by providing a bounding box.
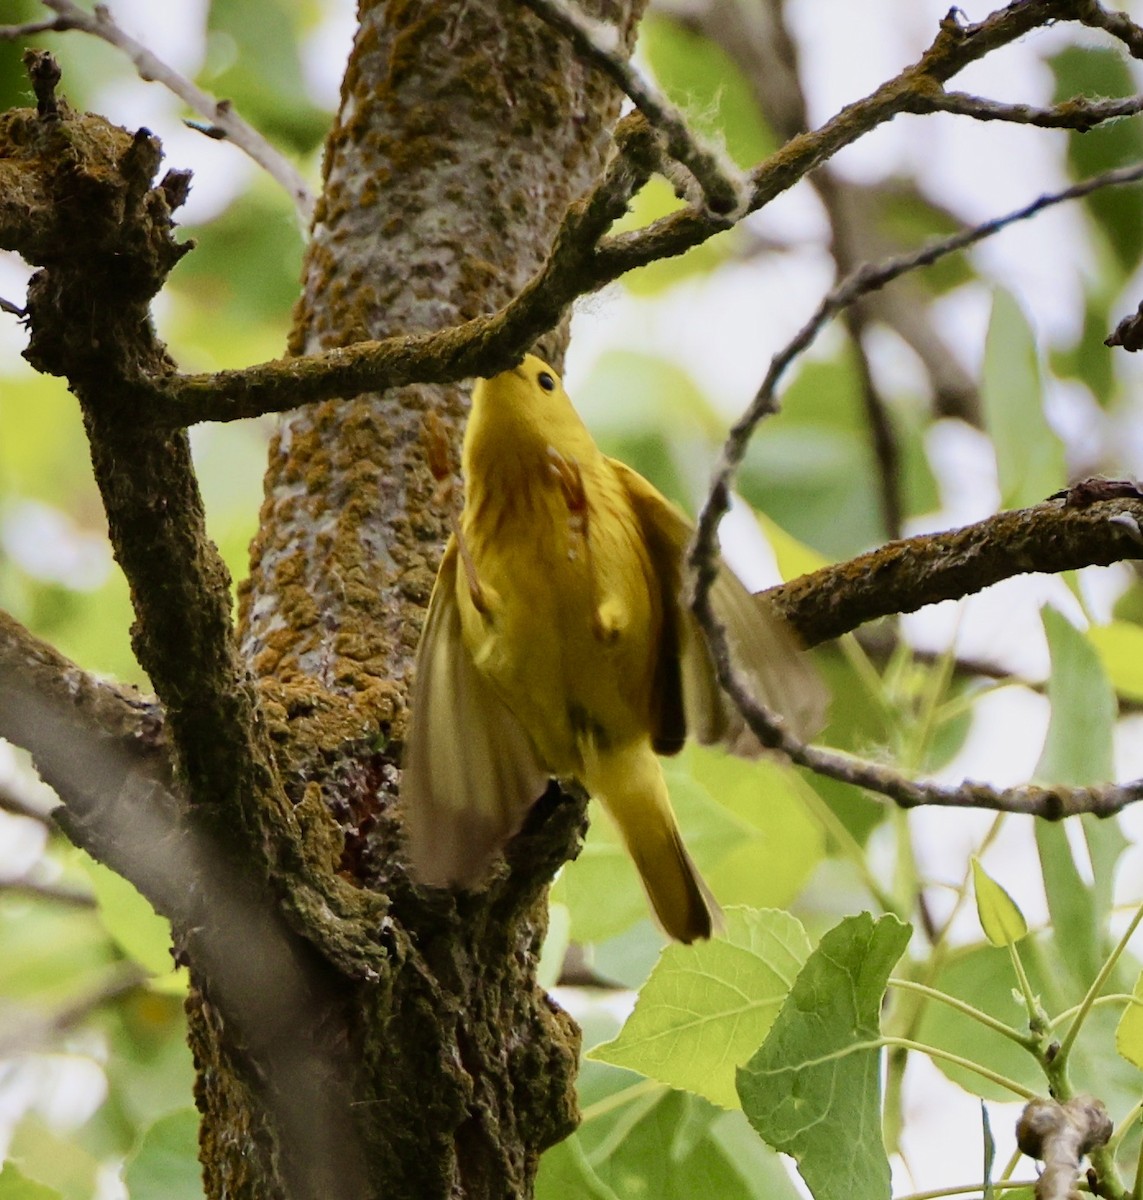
[401,541,549,887]
[612,460,827,751]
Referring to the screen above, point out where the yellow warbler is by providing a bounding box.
[402,354,825,942]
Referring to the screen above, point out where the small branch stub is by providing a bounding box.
[1016,1095,1112,1200]
[22,48,61,118]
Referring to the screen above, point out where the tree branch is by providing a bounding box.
[926,88,1143,130]
[43,0,1125,433]
[0,85,291,858]
[593,0,1084,277]
[1075,0,1143,57]
[770,494,1143,647]
[689,157,1143,586]
[7,0,315,225]
[691,509,1143,822]
[0,609,370,1199]
[106,109,661,426]
[516,0,746,216]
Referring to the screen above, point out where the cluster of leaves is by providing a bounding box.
[541,603,1143,1199]
[6,4,1143,1200]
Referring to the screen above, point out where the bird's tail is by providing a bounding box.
[584,739,722,944]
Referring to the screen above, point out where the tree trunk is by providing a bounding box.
[191,2,647,1196]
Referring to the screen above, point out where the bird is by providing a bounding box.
[401,354,826,942]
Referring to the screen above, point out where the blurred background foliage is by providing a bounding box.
[5,2,1143,1198]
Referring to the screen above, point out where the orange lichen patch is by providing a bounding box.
[258,677,387,755]
[291,781,346,875]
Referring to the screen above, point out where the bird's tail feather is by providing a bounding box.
[586,739,721,944]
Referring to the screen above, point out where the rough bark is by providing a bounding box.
[209,2,647,1197]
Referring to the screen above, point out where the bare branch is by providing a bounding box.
[113,110,661,426]
[110,157,1143,431]
[0,964,148,1058]
[927,88,1143,130]
[0,614,371,1200]
[594,0,1084,278]
[690,157,1143,584]
[75,0,1130,431]
[771,495,1143,648]
[1017,1096,1113,1200]
[517,0,746,216]
[1075,0,1143,57]
[0,877,95,907]
[0,18,67,39]
[0,779,54,825]
[679,150,1143,825]
[34,0,314,225]
[695,555,1143,823]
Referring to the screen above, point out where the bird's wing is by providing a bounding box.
[613,460,828,751]
[401,539,550,887]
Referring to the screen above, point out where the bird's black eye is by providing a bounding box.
[537,371,556,392]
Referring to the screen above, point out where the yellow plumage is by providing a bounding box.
[402,355,825,942]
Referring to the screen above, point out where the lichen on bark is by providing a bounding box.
[225,1,648,1195]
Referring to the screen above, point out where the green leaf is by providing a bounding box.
[577,1088,783,1200]
[204,0,329,151]
[555,767,744,943]
[178,186,306,327]
[101,991,197,1132]
[971,858,1028,947]
[578,351,722,505]
[0,896,116,1004]
[1050,287,1119,407]
[0,1163,62,1200]
[641,14,776,169]
[6,1118,100,1200]
[536,1137,620,1200]
[678,747,825,912]
[739,352,934,560]
[1034,823,1100,986]
[83,858,176,980]
[1036,607,1116,786]
[1033,608,1123,983]
[874,182,974,295]
[123,1109,203,1200]
[1088,621,1143,703]
[1116,969,1143,1070]
[590,908,812,1109]
[610,178,734,293]
[981,291,1065,509]
[753,512,829,582]
[1051,46,1143,272]
[982,1102,996,1200]
[737,913,911,1200]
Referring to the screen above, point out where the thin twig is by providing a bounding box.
[34,0,314,226]
[0,877,95,907]
[0,964,149,1058]
[685,160,1143,823]
[0,17,66,38]
[1075,0,1143,57]
[517,0,746,216]
[927,89,1143,130]
[691,156,1143,581]
[0,780,54,825]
